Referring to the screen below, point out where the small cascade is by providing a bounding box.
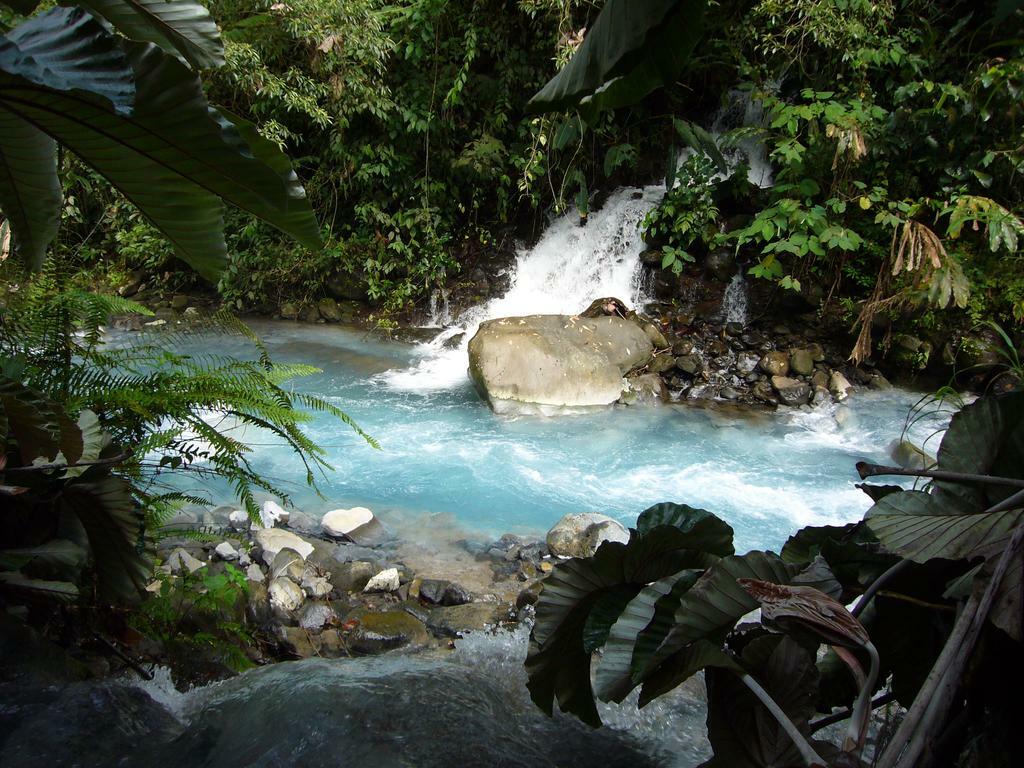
[379,186,661,391]
[722,271,749,325]
[709,88,774,188]
[427,287,452,328]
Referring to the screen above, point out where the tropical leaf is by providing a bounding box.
[0,375,62,460]
[0,7,320,281]
[0,109,60,269]
[526,0,708,120]
[674,118,728,175]
[701,635,820,768]
[594,569,703,702]
[636,502,736,556]
[0,571,79,601]
[783,521,898,597]
[61,475,151,603]
[0,539,88,571]
[637,551,797,678]
[76,0,225,70]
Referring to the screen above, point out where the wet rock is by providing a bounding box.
[317,298,342,322]
[418,579,471,607]
[321,506,384,544]
[467,314,653,411]
[869,372,893,390]
[254,529,314,564]
[736,351,761,375]
[720,386,741,400]
[704,248,736,282]
[299,305,321,324]
[346,609,430,654]
[810,370,829,391]
[672,339,695,356]
[829,371,854,401]
[299,602,338,631]
[170,294,189,311]
[647,354,676,374]
[752,380,777,404]
[641,322,669,350]
[621,373,669,405]
[889,439,936,470]
[364,567,400,593]
[760,351,790,377]
[424,603,505,638]
[811,386,831,407]
[546,513,629,558]
[675,354,703,375]
[269,577,304,614]
[789,348,815,376]
[771,376,811,407]
[280,302,299,320]
[278,626,317,658]
[270,549,305,581]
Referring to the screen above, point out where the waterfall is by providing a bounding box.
[427,287,452,328]
[379,186,661,391]
[722,271,749,325]
[709,88,774,189]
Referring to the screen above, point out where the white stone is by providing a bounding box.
[321,507,378,540]
[546,513,630,559]
[228,510,250,531]
[246,564,266,584]
[270,548,305,581]
[214,542,239,562]
[253,528,314,564]
[829,371,854,401]
[269,576,304,613]
[238,551,252,567]
[258,499,289,528]
[363,567,400,593]
[302,573,332,599]
[166,548,204,574]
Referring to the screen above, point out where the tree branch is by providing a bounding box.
[856,462,1024,488]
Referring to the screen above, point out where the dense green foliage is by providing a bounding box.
[528,391,1024,766]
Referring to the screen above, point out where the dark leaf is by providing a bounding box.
[527,0,708,119]
[61,475,151,603]
[855,483,904,502]
[674,118,728,175]
[636,502,735,556]
[0,109,60,269]
[0,571,79,601]
[76,0,225,69]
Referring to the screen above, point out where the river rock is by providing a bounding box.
[259,500,289,528]
[675,354,703,375]
[771,376,811,406]
[829,371,854,401]
[647,354,676,374]
[254,529,314,565]
[424,602,506,637]
[317,298,343,322]
[760,351,790,377]
[245,564,266,584]
[789,348,815,376]
[301,571,333,599]
[810,370,829,390]
[299,602,338,631]
[736,350,761,375]
[321,506,384,543]
[417,579,471,607]
[271,548,305,581]
[214,542,239,562]
[621,373,669,405]
[672,339,695,356]
[269,577,304,614]
[228,510,250,531]
[641,322,669,350]
[546,513,630,558]
[346,609,430,654]
[364,567,400,593]
[889,439,936,470]
[325,560,376,593]
[167,548,204,575]
[467,314,653,411]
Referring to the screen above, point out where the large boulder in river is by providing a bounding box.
[321,506,384,544]
[546,512,630,558]
[468,315,653,412]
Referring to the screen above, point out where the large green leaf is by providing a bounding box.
[594,569,703,702]
[0,375,63,461]
[61,475,151,603]
[701,635,821,768]
[0,571,79,602]
[76,0,225,70]
[636,502,736,556]
[527,505,731,725]
[526,0,708,120]
[0,7,320,281]
[0,109,60,269]
[0,539,88,572]
[638,551,797,678]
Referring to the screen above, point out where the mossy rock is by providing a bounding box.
[344,609,430,655]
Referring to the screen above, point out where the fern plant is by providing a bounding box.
[0,263,376,534]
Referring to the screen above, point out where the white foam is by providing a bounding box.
[378,186,661,392]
